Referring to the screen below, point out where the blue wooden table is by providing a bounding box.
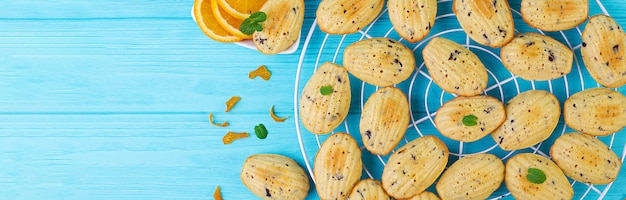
[0,0,624,199]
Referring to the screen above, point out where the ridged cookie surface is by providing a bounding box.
[253,0,304,54]
[435,95,506,142]
[501,33,573,80]
[316,0,384,34]
[299,62,351,134]
[436,153,504,200]
[241,154,310,200]
[347,179,392,200]
[314,133,362,200]
[550,133,622,184]
[382,136,449,199]
[521,0,588,31]
[344,38,416,86]
[505,153,574,200]
[423,37,488,96]
[408,191,440,200]
[491,90,560,151]
[360,86,410,155]
[387,0,437,43]
[564,88,626,136]
[453,0,514,47]
[581,14,626,88]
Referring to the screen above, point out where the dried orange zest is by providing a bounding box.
[222,131,249,144]
[209,112,230,127]
[270,105,289,122]
[249,65,271,80]
[213,185,223,200]
[225,96,241,112]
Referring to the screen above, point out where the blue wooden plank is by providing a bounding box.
[0,0,623,199]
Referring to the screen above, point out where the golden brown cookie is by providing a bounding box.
[253,0,304,54]
[314,133,363,200]
[581,14,626,88]
[501,33,573,80]
[521,0,588,31]
[241,154,310,199]
[316,0,384,34]
[435,95,506,142]
[299,62,351,134]
[360,86,410,155]
[387,0,437,43]
[344,38,416,86]
[453,0,514,47]
[563,88,626,136]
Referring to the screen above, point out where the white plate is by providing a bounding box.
[191,5,300,54]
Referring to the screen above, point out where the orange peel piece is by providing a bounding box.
[209,112,229,127]
[213,185,223,200]
[225,96,241,112]
[222,131,249,144]
[249,65,271,80]
[270,105,289,122]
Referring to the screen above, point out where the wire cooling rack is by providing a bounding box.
[294,0,626,199]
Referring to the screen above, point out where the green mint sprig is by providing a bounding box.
[239,12,267,35]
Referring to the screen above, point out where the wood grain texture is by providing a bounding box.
[0,0,624,199]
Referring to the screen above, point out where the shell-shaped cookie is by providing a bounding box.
[550,133,622,184]
[408,191,440,200]
[491,90,560,151]
[316,0,384,34]
[314,133,363,200]
[382,135,449,199]
[436,153,504,200]
[360,86,410,155]
[452,0,514,47]
[521,0,588,31]
[564,88,626,136]
[422,37,488,96]
[501,33,573,80]
[581,14,626,88]
[434,95,506,142]
[505,153,574,200]
[387,0,437,43]
[253,0,304,54]
[344,38,416,86]
[299,62,351,134]
[240,154,310,200]
[347,179,392,200]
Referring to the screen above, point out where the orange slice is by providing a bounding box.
[193,0,243,42]
[217,0,268,20]
[211,0,252,39]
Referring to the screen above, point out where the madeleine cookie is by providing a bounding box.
[344,38,416,86]
[564,88,626,136]
[348,179,392,200]
[382,136,449,199]
[521,0,588,31]
[491,90,560,151]
[436,153,504,200]
[505,153,574,200]
[501,33,573,80]
[300,62,351,134]
[581,14,626,88]
[253,0,304,54]
[423,37,488,96]
[316,0,384,34]
[314,133,362,200]
[408,191,440,200]
[435,95,506,142]
[241,154,310,200]
[551,133,622,184]
[453,0,514,47]
[360,87,410,155]
[388,0,437,43]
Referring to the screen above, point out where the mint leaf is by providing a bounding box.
[249,12,266,23]
[526,168,546,184]
[252,23,263,32]
[462,114,478,126]
[239,12,267,35]
[320,85,333,95]
[254,124,268,139]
